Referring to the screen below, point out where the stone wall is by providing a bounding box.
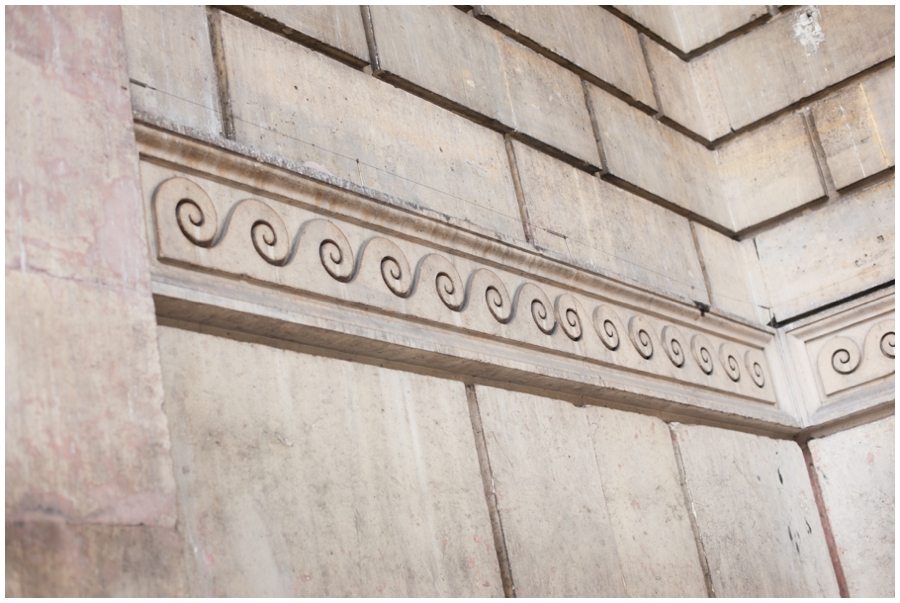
[6,5,894,596]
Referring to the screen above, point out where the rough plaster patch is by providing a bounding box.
[793,6,825,54]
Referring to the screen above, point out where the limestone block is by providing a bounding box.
[219,13,523,241]
[587,405,708,597]
[5,520,185,597]
[244,5,369,65]
[6,272,176,526]
[7,7,158,289]
[754,179,895,322]
[812,68,895,190]
[476,5,656,110]
[672,424,839,597]
[643,38,731,141]
[475,386,707,597]
[717,113,825,232]
[370,6,599,167]
[586,84,725,226]
[618,5,768,54]
[808,416,895,598]
[711,6,895,130]
[691,222,770,324]
[370,6,511,125]
[122,6,221,135]
[512,141,708,303]
[6,6,175,525]
[159,327,502,597]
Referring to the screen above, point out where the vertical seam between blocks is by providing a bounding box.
[465,384,517,598]
[504,137,535,245]
[688,221,715,308]
[206,7,235,140]
[668,424,717,597]
[360,6,381,74]
[801,443,850,597]
[802,108,838,198]
[582,80,610,175]
[638,33,665,118]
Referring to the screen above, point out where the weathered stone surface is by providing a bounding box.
[711,6,895,130]
[812,68,895,190]
[6,519,185,597]
[476,5,656,110]
[370,6,599,166]
[587,405,708,597]
[808,416,895,598]
[160,327,502,597]
[512,141,708,303]
[586,84,724,225]
[672,423,839,597]
[122,6,221,135]
[220,13,523,241]
[691,222,770,324]
[643,38,731,141]
[619,5,768,54]
[245,5,369,65]
[754,179,895,321]
[476,386,707,597]
[717,113,825,232]
[475,386,624,597]
[6,6,175,525]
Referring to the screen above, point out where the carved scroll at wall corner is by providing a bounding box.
[151,175,774,403]
[816,320,895,396]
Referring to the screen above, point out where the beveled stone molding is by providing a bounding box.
[134,121,806,432]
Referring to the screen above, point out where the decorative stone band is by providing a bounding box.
[817,320,895,396]
[153,176,774,404]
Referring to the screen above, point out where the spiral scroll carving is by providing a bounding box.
[515,283,555,334]
[156,177,219,247]
[661,325,687,367]
[314,228,355,282]
[691,335,714,375]
[555,294,583,341]
[628,315,655,359]
[592,305,621,351]
[719,343,741,382]
[828,337,861,374]
[881,332,895,358]
[469,269,512,323]
[225,199,290,266]
[360,238,412,297]
[744,350,766,388]
[417,254,465,311]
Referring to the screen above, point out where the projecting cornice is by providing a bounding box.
[135,119,813,435]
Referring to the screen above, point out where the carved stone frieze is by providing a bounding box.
[817,320,895,396]
[780,287,895,426]
[148,172,776,405]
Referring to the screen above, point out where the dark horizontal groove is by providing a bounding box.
[603,5,774,61]
[735,167,895,240]
[599,173,736,238]
[471,8,657,117]
[710,57,897,149]
[214,5,369,70]
[769,280,895,329]
[374,70,602,176]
